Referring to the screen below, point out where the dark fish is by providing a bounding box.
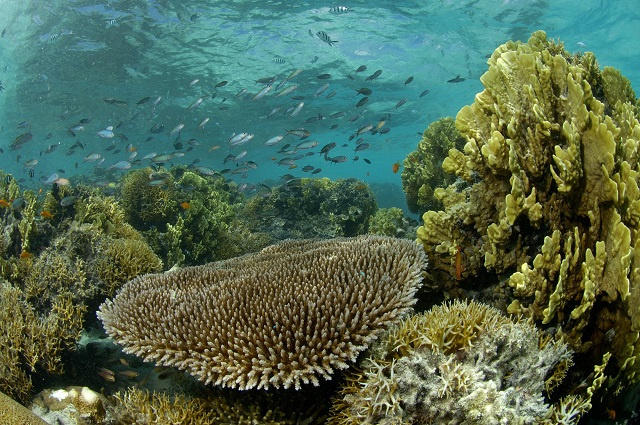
[302,165,315,172]
[316,31,338,46]
[311,56,319,63]
[404,76,414,85]
[255,76,277,84]
[356,97,369,108]
[16,121,30,129]
[395,98,407,108]
[150,123,164,134]
[215,80,228,88]
[311,168,322,174]
[355,88,372,96]
[329,155,347,163]
[190,13,199,21]
[320,142,336,154]
[355,143,369,151]
[447,75,466,83]
[10,132,32,150]
[136,96,151,105]
[419,89,430,98]
[365,70,382,81]
[317,73,331,80]
[28,169,34,178]
[355,65,367,73]
[363,158,371,164]
[79,118,91,124]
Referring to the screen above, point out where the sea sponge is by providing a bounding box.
[329,299,574,424]
[401,117,466,214]
[415,30,640,389]
[98,235,427,390]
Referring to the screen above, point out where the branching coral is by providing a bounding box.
[329,299,573,424]
[415,31,640,389]
[0,280,85,403]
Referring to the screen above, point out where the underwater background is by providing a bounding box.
[1,0,640,424]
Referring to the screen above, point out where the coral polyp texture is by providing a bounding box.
[415,30,640,387]
[329,299,576,425]
[98,235,427,390]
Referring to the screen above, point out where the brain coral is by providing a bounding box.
[98,235,426,390]
[416,31,640,387]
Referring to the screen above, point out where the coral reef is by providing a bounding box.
[98,235,427,390]
[0,279,85,402]
[401,117,467,214]
[120,167,179,231]
[0,179,163,402]
[328,300,576,424]
[367,207,415,238]
[415,31,640,388]
[243,177,378,240]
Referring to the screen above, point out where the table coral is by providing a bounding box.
[415,30,640,390]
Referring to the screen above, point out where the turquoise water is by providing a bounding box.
[1,0,637,212]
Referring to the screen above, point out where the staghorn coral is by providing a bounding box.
[98,235,426,390]
[112,387,305,425]
[0,279,85,403]
[401,117,467,214]
[415,31,640,388]
[329,299,574,425]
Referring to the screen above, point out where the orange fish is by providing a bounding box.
[180,202,191,210]
[0,199,10,208]
[40,210,54,219]
[209,145,220,151]
[392,161,401,174]
[20,250,32,259]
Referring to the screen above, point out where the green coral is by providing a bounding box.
[415,30,640,393]
[243,177,377,240]
[120,168,179,231]
[367,207,414,238]
[401,117,466,214]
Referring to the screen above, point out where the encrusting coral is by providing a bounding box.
[328,299,577,424]
[401,117,467,214]
[0,390,48,425]
[98,235,427,391]
[415,30,640,390]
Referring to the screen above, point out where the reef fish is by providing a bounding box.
[316,31,338,46]
[447,75,466,83]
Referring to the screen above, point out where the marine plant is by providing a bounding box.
[401,117,466,214]
[414,31,640,393]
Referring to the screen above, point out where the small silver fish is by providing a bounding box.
[169,123,184,136]
[97,126,114,138]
